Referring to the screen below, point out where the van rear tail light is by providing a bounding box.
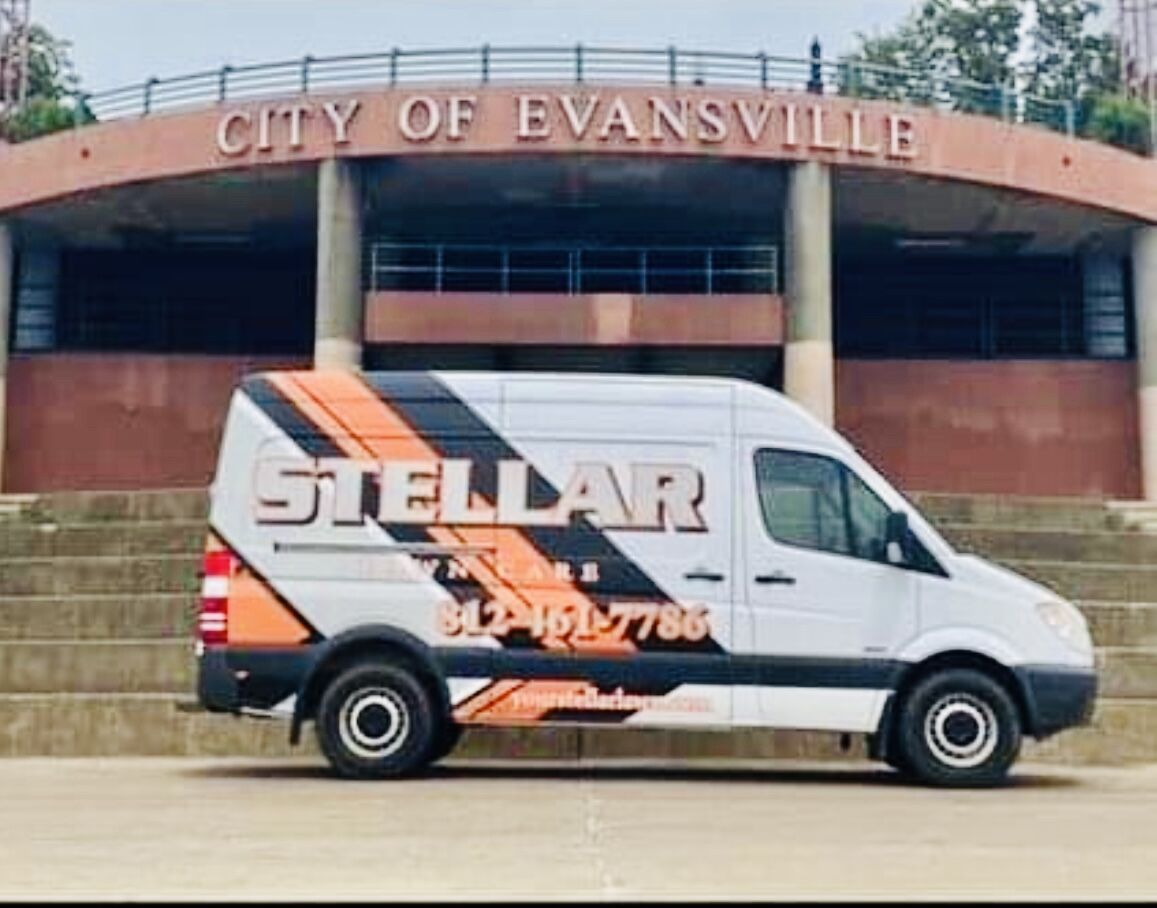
[199,550,234,646]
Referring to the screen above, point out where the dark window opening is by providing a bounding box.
[835,255,1128,360]
[56,249,315,355]
[364,343,783,389]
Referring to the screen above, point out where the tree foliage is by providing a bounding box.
[0,23,90,142]
[1027,0,1119,101]
[1084,92,1151,154]
[842,0,1151,155]
[842,0,1022,112]
[1028,0,1149,153]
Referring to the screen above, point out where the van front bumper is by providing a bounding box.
[1016,665,1098,739]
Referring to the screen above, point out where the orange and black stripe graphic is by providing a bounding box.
[241,371,723,724]
[244,377,496,608]
[201,529,323,711]
[363,372,722,643]
[205,529,323,647]
[256,370,627,725]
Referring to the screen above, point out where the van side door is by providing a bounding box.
[738,443,919,731]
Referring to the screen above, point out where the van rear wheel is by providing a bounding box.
[429,721,464,764]
[316,662,437,780]
[895,668,1021,788]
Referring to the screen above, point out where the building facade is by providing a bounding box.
[1,48,1156,500]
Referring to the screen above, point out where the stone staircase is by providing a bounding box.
[0,494,36,523]
[0,488,1154,765]
[1106,500,1157,534]
[914,492,1157,765]
[0,490,295,757]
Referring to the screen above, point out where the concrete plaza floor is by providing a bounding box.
[1,757,1155,901]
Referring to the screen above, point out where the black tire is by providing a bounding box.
[316,662,438,780]
[895,668,1022,788]
[884,750,913,777]
[429,721,464,764]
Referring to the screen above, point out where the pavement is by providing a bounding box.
[2,757,1157,901]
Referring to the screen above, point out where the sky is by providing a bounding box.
[32,0,920,93]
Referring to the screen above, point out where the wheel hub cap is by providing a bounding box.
[924,693,999,769]
[338,687,410,760]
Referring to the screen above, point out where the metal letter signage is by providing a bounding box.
[214,91,919,161]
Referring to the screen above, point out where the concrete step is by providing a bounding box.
[573,699,1157,767]
[1106,500,1157,533]
[1000,559,1157,603]
[0,694,300,758]
[1095,647,1157,699]
[0,494,37,524]
[0,595,1143,648]
[944,525,1157,566]
[0,522,205,559]
[0,694,1151,766]
[0,594,194,640]
[0,541,1143,606]
[0,554,200,597]
[0,640,194,693]
[1022,697,1157,766]
[0,636,1152,703]
[18,489,209,526]
[911,492,1122,532]
[0,593,1144,649]
[1081,602,1157,648]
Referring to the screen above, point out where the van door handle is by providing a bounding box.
[754,571,796,585]
[684,570,725,582]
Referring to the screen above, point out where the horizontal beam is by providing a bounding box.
[364,291,785,346]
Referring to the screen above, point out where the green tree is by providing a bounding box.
[1025,0,1121,131]
[841,0,1024,114]
[1027,0,1117,99]
[931,0,1024,86]
[1,23,92,142]
[841,0,1152,154]
[1083,92,1151,154]
[1025,0,1151,152]
[840,17,938,104]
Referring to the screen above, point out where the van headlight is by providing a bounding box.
[1036,601,1093,654]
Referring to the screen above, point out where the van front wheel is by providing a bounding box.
[316,662,437,780]
[895,668,1021,788]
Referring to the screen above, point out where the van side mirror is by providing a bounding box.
[885,512,909,566]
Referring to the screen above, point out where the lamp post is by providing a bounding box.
[807,37,823,95]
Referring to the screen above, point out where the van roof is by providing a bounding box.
[244,369,851,453]
[254,368,757,391]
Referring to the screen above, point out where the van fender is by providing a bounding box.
[896,626,1027,669]
[869,628,1030,762]
[290,625,450,744]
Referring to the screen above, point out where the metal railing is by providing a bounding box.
[368,242,780,295]
[72,45,1077,138]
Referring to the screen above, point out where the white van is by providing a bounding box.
[196,370,1096,787]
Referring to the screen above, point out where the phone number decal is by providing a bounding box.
[438,600,710,646]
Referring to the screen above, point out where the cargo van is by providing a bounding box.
[196,370,1097,787]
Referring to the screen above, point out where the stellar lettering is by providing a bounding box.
[254,456,708,531]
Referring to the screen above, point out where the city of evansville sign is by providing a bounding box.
[214,90,918,160]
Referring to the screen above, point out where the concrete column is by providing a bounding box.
[1134,227,1157,500]
[0,223,11,491]
[314,158,364,370]
[783,161,834,425]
